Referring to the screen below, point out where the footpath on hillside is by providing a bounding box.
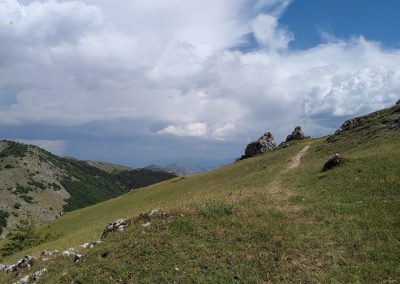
[267,145,310,211]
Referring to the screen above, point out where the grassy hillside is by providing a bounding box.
[1,104,399,283]
[0,141,176,235]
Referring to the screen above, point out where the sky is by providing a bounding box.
[0,0,399,167]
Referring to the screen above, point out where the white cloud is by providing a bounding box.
[0,0,399,146]
[158,122,208,138]
[158,121,237,139]
[252,14,293,51]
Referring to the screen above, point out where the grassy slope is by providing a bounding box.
[1,105,399,283]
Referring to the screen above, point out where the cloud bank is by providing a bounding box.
[0,0,399,164]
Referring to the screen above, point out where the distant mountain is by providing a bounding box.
[85,160,134,174]
[0,140,177,236]
[143,163,211,176]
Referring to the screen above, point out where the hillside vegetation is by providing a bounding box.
[0,141,176,235]
[1,104,399,283]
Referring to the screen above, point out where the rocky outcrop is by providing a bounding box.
[322,154,342,172]
[278,126,309,148]
[32,268,48,281]
[335,118,361,134]
[0,256,35,273]
[284,126,308,142]
[10,268,47,284]
[80,241,100,250]
[239,132,277,160]
[62,248,76,257]
[100,219,132,240]
[396,99,400,105]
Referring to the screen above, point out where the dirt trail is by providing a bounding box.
[265,145,310,211]
[286,145,310,171]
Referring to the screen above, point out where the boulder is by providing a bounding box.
[16,256,35,271]
[32,268,48,281]
[322,154,342,172]
[101,219,131,240]
[15,275,30,284]
[74,254,83,263]
[0,264,11,272]
[240,132,277,160]
[63,250,76,257]
[80,241,100,250]
[1,256,36,273]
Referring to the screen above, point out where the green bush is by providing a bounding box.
[27,180,46,190]
[15,185,33,194]
[20,194,34,204]
[13,203,21,209]
[0,210,10,235]
[0,142,28,158]
[0,219,49,257]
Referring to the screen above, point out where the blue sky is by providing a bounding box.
[280,0,400,50]
[0,0,399,167]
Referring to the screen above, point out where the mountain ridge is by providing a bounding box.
[0,141,176,236]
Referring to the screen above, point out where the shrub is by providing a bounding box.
[27,180,46,190]
[0,219,48,257]
[15,184,33,194]
[0,142,28,158]
[20,194,34,204]
[13,203,21,209]
[0,210,10,235]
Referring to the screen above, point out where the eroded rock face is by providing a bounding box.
[285,126,308,142]
[240,132,277,160]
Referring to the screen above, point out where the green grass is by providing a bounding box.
[2,140,302,264]
[0,105,399,283]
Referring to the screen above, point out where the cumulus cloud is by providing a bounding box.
[252,14,293,51]
[158,122,237,139]
[158,122,208,138]
[0,0,399,158]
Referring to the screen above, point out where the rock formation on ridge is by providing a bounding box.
[239,132,277,160]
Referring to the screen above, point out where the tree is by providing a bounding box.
[0,218,45,257]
